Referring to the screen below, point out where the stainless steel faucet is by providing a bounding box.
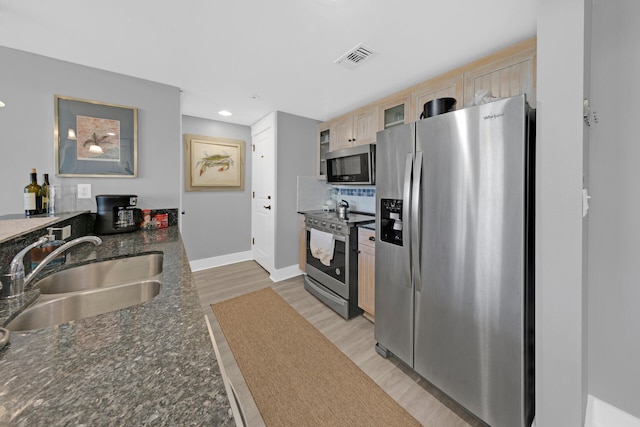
[1,232,102,299]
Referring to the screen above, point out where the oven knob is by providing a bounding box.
[330,224,335,229]
[336,225,342,231]
[321,221,326,226]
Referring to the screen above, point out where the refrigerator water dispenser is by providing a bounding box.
[380,198,403,246]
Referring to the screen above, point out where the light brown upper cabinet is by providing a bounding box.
[329,105,379,151]
[329,115,353,151]
[353,105,379,146]
[317,37,536,160]
[463,39,537,107]
[378,93,411,130]
[316,122,331,177]
[410,73,464,122]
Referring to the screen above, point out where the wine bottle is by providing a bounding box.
[41,173,50,214]
[24,168,42,217]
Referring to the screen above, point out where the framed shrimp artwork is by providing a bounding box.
[184,134,245,191]
[55,95,138,177]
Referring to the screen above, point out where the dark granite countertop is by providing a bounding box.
[0,226,234,426]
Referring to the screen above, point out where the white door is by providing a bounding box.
[251,114,275,273]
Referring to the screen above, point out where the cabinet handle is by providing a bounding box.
[263,205,271,210]
[368,236,375,241]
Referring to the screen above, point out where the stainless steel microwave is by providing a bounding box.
[326,144,375,185]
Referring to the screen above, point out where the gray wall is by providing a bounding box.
[274,111,319,269]
[0,46,314,267]
[536,1,588,425]
[588,1,640,418]
[0,46,181,215]
[181,116,252,261]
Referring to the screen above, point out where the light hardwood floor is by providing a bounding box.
[194,261,485,427]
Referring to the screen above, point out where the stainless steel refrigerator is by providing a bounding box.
[374,95,535,427]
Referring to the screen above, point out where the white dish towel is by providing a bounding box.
[309,229,335,267]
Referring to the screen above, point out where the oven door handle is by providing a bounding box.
[306,228,346,243]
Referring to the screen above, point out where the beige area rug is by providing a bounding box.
[211,287,421,427]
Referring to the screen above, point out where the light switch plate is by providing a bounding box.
[77,184,91,199]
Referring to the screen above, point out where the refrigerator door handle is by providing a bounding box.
[412,151,423,291]
[403,153,413,285]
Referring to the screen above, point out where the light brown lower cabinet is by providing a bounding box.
[358,227,376,320]
[299,214,306,271]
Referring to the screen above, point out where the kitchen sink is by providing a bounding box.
[5,253,164,332]
[35,252,163,294]
[6,279,161,331]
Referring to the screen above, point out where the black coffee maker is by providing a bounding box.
[94,195,142,234]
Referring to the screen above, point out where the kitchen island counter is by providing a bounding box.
[0,226,234,426]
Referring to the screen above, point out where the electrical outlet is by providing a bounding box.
[61,225,71,239]
[77,184,91,199]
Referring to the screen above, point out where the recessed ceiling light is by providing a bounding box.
[0,100,5,108]
[218,110,232,117]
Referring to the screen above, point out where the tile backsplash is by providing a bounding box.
[334,186,375,213]
[297,176,376,214]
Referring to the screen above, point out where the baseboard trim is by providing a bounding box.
[269,264,304,282]
[189,253,303,284]
[189,251,253,272]
[585,395,640,427]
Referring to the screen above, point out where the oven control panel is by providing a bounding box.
[305,216,345,235]
[304,211,374,237]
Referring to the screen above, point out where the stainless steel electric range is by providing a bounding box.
[303,210,375,319]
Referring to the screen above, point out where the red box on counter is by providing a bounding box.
[154,213,168,229]
[140,210,169,230]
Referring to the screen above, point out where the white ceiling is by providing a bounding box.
[0,0,536,126]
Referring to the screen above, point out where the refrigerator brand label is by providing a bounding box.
[484,113,505,120]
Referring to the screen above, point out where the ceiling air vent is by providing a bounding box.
[334,43,378,70]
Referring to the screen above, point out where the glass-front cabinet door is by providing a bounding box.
[379,94,410,130]
[384,104,405,128]
[318,126,330,177]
